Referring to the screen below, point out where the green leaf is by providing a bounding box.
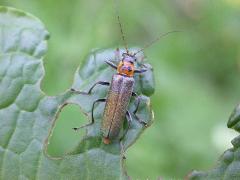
[188,104,240,180]
[0,6,154,180]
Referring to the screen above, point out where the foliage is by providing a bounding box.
[1,0,240,179]
[0,6,154,179]
[189,104,240,180]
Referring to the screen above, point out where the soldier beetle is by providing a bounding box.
[71,6,179,144]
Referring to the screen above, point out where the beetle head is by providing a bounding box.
[117,53,136,77]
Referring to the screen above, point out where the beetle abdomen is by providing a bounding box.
[101,74,134,141]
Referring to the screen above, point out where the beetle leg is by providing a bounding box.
[91,98,106,126]
[132,92,141,114]
[73,98,106,131]
[105,60,117,69]
[70,81,110,95]
[134,114,147,126]
[131,93,147,126]
[132,92,147,126]
[120,141,126,159]
[134,68,147,73]
[120,110,132,141]
[140,63,148,68]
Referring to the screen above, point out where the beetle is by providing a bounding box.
[70,10,178,144]
[71,49,148,144]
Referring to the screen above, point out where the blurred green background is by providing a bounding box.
[1,0,240,179]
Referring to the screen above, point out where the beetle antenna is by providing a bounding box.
[133,30,181,56]
[114,0,129,54]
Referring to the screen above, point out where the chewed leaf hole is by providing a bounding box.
[47,103,88,157]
